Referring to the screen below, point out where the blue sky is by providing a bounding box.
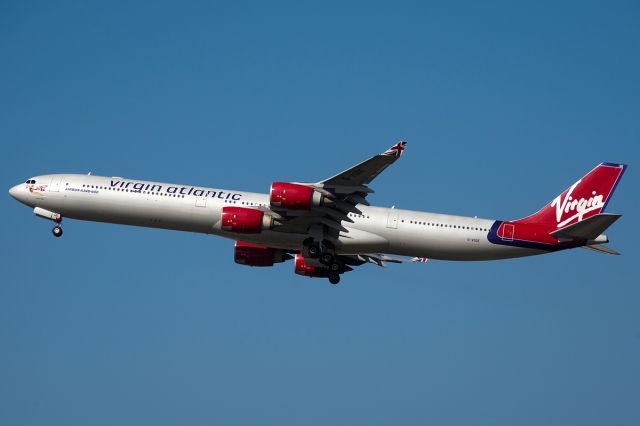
[1,1,638,425]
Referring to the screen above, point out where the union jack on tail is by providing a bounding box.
[383,141,407,157]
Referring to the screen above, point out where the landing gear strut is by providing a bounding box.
[52,225,63,237]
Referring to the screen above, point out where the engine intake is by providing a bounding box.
[270,182,329,210]
[234,241,290,267]
[221,207,274,234]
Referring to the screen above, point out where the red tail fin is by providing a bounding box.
[514,163,627,231]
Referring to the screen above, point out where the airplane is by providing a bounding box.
[8,142,627,284]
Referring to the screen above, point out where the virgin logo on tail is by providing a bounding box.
[550,179,604,228]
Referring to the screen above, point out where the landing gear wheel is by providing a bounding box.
[307,244,321,259]
[329,262,341,272]
[320,252,335,265]
[52,225,63,238]
[328,274,341,285]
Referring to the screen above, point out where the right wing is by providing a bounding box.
[271,142,408,239]
[319,141,407,188]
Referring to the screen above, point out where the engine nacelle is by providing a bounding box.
[270,182,328,210]
[294,254,328,278]
[234,241,290,267]
[221,207,274,234]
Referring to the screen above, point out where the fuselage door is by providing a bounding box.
[49,175,63,192]
[502,223,515,241]
[386,208,399,229]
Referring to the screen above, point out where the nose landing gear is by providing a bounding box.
[52,225,63,237]
[33,207,64,238]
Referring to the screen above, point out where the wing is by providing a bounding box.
[312,140,407,211]
[319,141,407,189]
[271,141,408,238]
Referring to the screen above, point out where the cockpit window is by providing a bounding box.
[25,179,36,184]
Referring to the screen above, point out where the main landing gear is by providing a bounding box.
[303,238,343,285]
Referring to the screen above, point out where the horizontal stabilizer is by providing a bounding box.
[550,213,621,241]
[582,244,621,255]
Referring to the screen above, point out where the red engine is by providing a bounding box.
[234,241,290,267]
[221,207,274,234]
[294,254,327,277]
[270,182,328,210]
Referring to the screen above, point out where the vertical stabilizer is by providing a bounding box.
[513,163,626,232]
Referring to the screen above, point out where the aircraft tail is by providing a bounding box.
[513,163,627,233]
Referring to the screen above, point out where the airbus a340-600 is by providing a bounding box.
[9,142,626,284]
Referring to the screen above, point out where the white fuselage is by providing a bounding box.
[10,174,544,260]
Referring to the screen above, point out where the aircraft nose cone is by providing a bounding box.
[9,184,21,200]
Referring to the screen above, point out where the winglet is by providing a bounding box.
[382,141,407,157]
